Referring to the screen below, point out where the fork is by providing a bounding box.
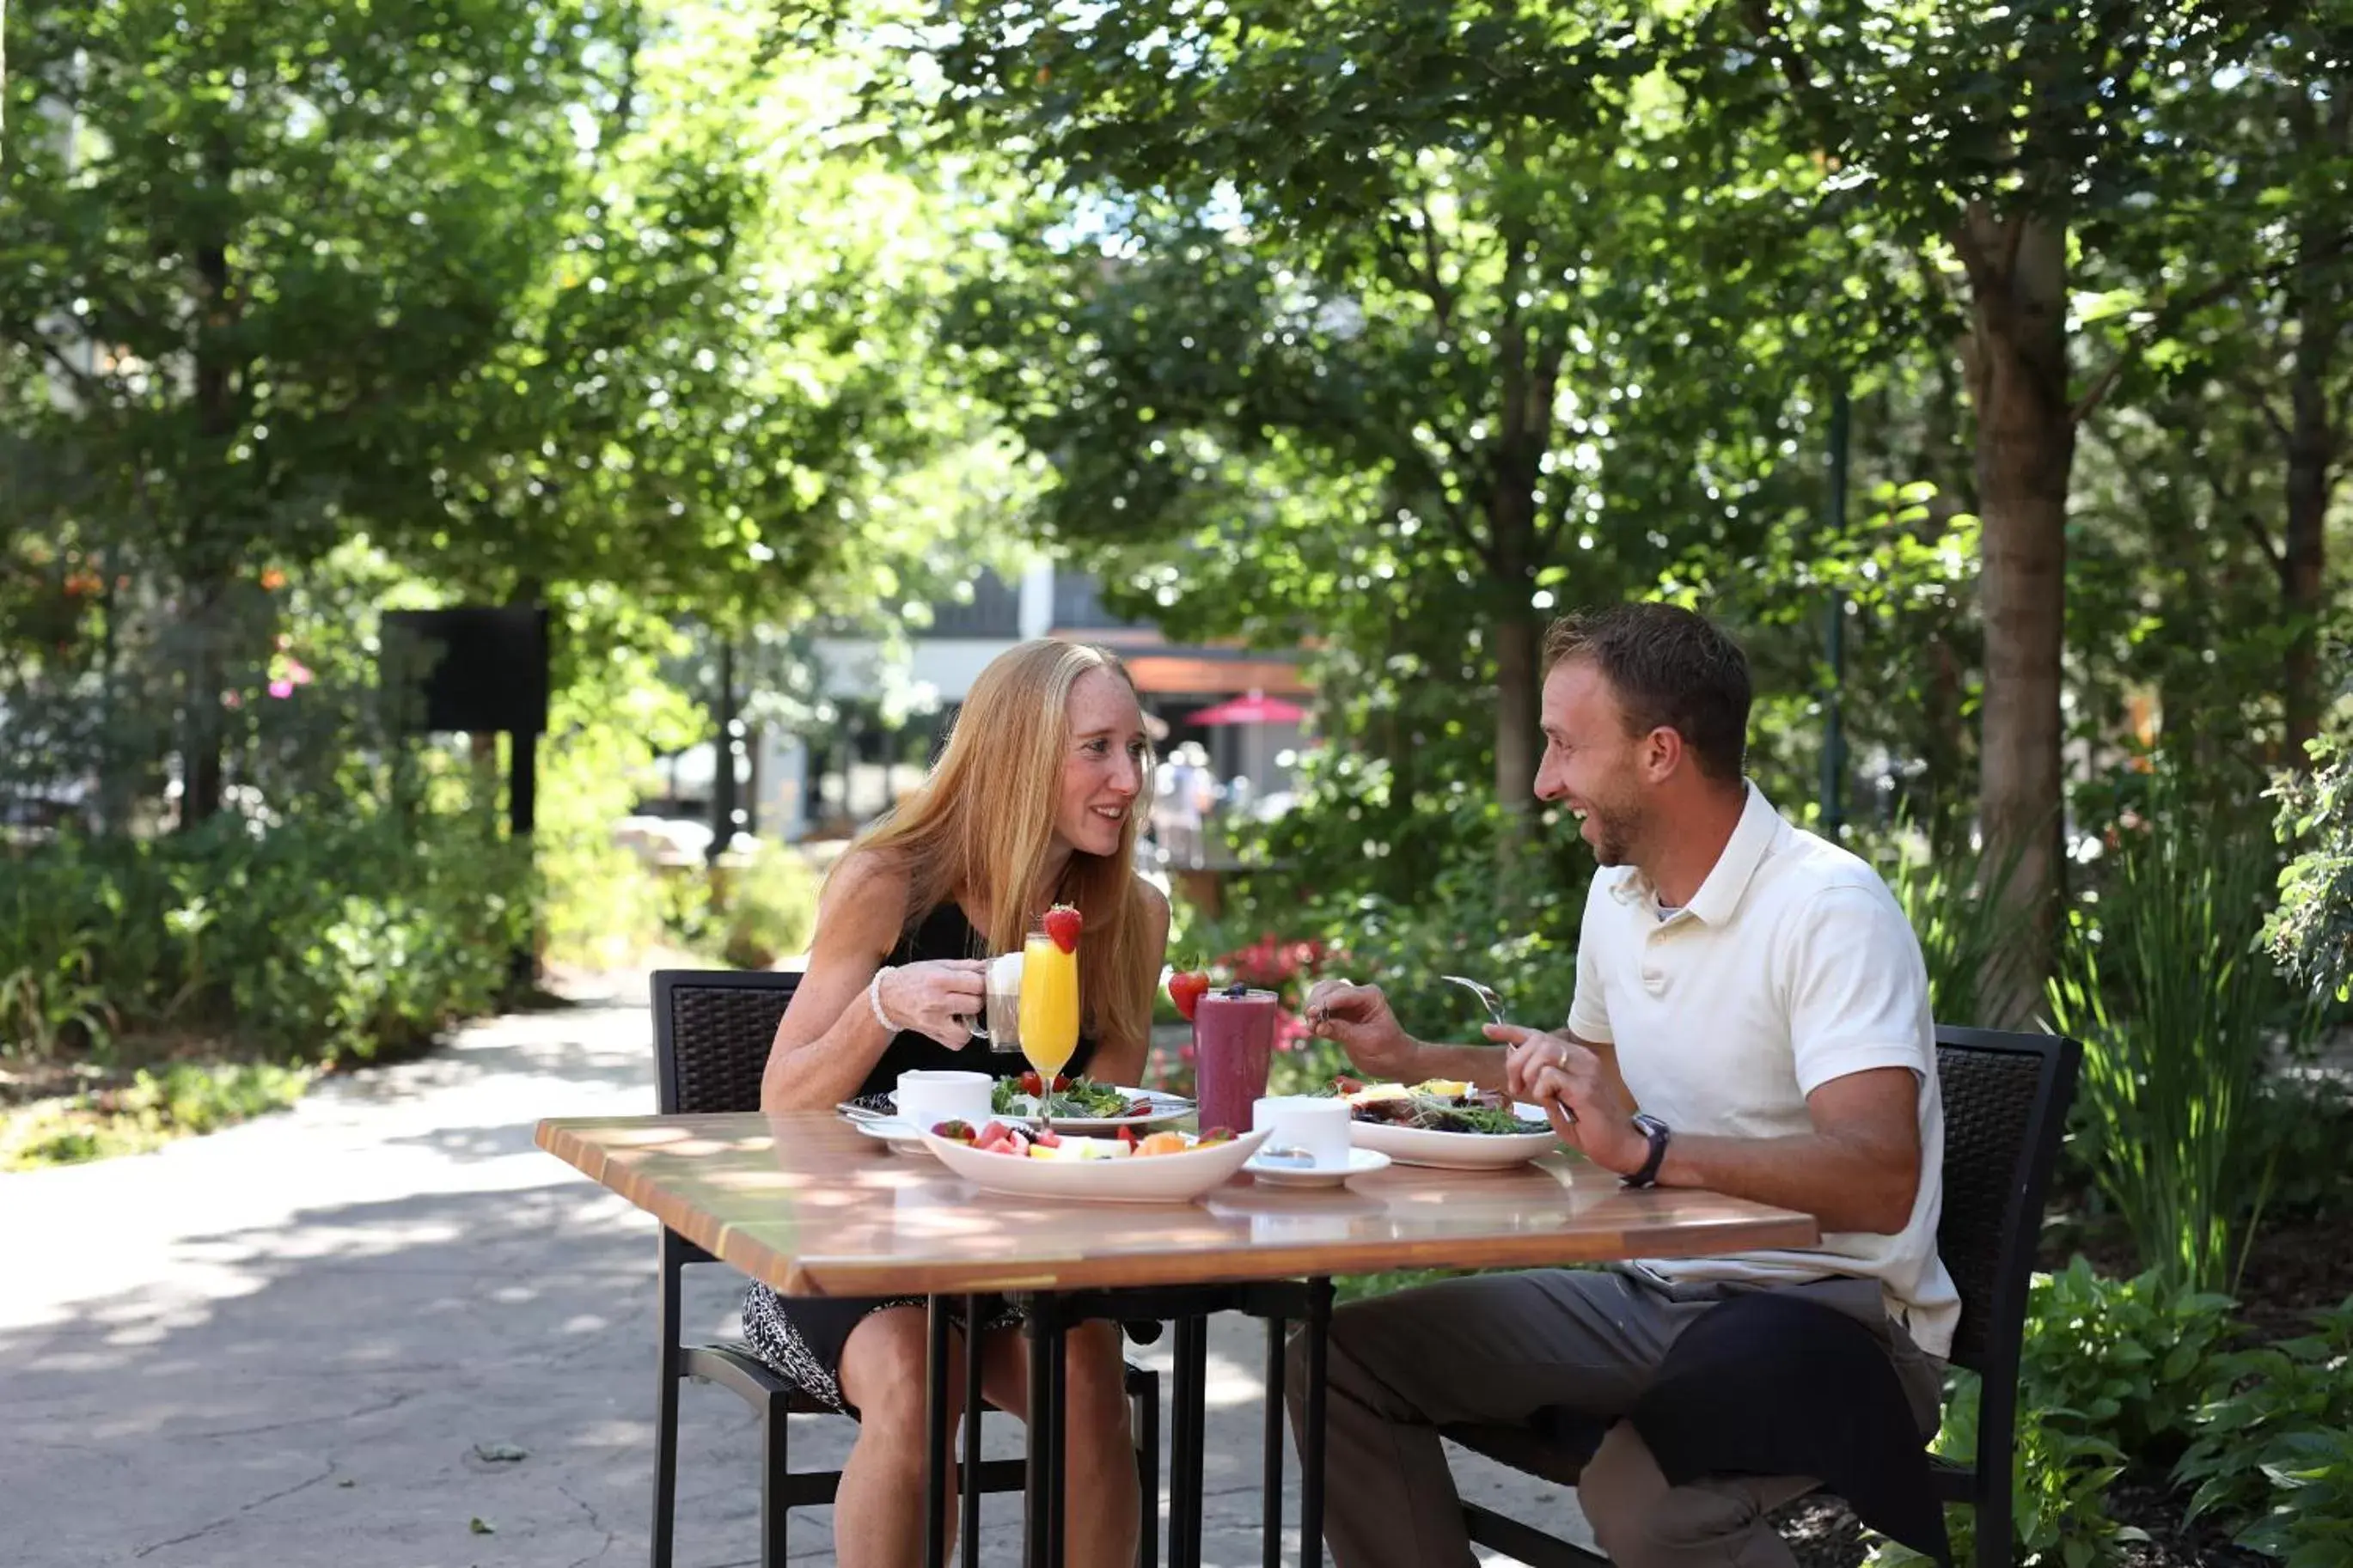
[1440,974,1508,1025]
[1440,974,1576,1123]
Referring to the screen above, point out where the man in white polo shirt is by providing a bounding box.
[1294,603,1953,1568]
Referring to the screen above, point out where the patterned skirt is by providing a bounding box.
[741,1284,1027,1414]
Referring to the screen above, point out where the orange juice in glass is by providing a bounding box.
[1018,929,1080,1094]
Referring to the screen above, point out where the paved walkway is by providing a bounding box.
[0,988,1589,1566]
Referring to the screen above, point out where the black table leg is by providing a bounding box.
[1048,1310,1068,1568]
[1170,1315,1209,1568]
[963,1294,984,1568]
[927,1294,951,1568]
[1262,1315,1286,1568]
[1024,1296,1066,1568]
[1301,1279,1334,1568]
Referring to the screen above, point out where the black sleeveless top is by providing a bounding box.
[859,901,1099,1099]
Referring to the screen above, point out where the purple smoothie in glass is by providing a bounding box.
[1192,986,1279,1135]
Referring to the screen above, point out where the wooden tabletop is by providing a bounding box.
[536,1112,1821,1297]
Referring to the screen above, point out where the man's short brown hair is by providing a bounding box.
[1542,604,1751,782]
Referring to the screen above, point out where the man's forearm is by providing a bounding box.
[1649,1132,1916,1235]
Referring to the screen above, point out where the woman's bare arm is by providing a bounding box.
[759,856,916,1113]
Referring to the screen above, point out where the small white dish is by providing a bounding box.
[1243,1146,1392,1188]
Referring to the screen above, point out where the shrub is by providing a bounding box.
[2,1061,314,1169]
[1872,1260,2235,1568]
[2268,723,2353,1002]
[2175,1298,2353,1563]
[716,843,822,970]
[2020,1257,2238,1462]
[0,806,529,1067]
[2047,770,2319,1294]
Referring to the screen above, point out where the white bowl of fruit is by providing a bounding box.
[918,1119,1271,1204]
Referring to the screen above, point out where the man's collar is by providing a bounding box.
[1607,782,1782,924]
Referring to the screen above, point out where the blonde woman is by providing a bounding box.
[753,638,1166,1568]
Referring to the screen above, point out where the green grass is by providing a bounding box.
[1,1061,314,1170]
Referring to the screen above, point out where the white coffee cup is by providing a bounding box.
[896,1070,994,1132]
[1250,1095,1354,1168]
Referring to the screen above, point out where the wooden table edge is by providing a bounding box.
[535,1116,1822,1298]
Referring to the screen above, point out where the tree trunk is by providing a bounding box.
[1494,609,1541,808]
[1958,206,2074,1029]
[1488,477,1541,820]
[2281,218,2343,760]
[180,210,237,827]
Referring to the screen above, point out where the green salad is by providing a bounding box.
[1331,1077,1550,1135]
[991,1073,1135,1120]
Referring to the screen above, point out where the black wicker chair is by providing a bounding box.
[1451,1024,2081,1568]
[648,967,1163,1568]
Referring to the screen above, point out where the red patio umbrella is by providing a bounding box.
[1188,691,1307,726]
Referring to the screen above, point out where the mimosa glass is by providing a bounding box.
[1018,929,1079,1126]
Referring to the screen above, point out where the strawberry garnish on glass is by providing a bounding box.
[1042,902,1083,954]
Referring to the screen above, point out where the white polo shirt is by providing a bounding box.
[1567,783,1959,1358]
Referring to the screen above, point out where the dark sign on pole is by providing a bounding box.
[381,607,553,985]
[381,606,550,740]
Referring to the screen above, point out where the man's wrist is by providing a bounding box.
[1592,1117,1653,1176]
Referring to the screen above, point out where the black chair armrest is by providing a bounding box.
[1927,1454,1975,1502]
[684,1343,835,1413]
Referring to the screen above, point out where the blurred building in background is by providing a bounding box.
[643,559,1311,851]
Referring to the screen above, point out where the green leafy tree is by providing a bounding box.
[2,0,622,821]
[3,0,983,833]
[899,2,1900,842]
[1735,0,2329,1022]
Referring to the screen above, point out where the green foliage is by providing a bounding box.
[2021,1258,2240,1463]
[1876,1373,2142,1568]
[1,1061,314,1170]
[713,845,823,971]
[1873,1260,2234,1568]
[2174,1299,2353,1564]
[1204,744,1593,1044]
[1873,830,2020,1028]
[0,806,529,1066]
[2048,767,2319,1293]
[2269,725,2353,1004]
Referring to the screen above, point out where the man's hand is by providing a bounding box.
[1483,1023,1647,1175]
[1302,979,1421,1081]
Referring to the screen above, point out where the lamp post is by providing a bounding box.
[1822,381,1850,838]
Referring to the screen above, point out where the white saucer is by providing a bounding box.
[1243,1147,1391,1187]
[852,1118,933,1156]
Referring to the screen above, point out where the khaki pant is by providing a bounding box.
[1284,1267,1943,1568]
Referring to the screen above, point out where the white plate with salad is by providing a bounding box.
[1335,1077,1562,1170]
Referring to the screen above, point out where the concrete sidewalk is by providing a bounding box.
[0,991,1589,1566]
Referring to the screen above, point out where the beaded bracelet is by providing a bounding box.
[867,967,899,1034]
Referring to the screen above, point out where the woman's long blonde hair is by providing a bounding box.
[844,638,1158,1050]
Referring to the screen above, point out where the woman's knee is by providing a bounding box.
[1062,1322,1134,1442]
[839,1309,963,1441]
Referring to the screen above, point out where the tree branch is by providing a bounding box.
[2239,505,2287,577]
[2233,369,2294,446]
[1415,191,1456,332]
[3,320,107,400]
[1740,0,1848,156]
[2072,225,2353,425]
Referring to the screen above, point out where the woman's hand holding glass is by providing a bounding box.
[876,959,988,1049]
